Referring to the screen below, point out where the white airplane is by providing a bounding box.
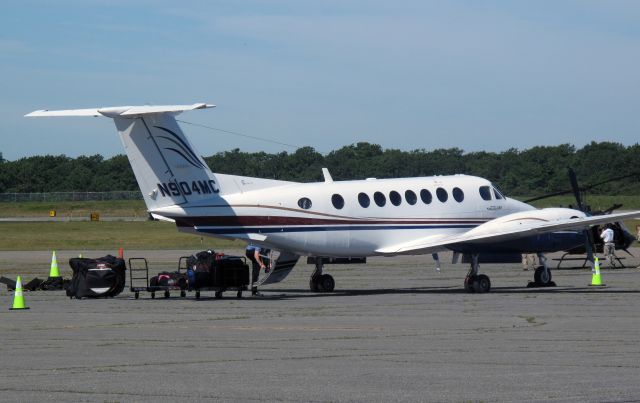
[26,103,640,293]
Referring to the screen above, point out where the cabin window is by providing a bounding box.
[297,197,312,209]
[374,191,386,207]
[358,192,370,208]
[389,191,402,206]
[436,187,448,203]
[479,186,492,201]
[405,190,417,205]
[452,187,464,202]
[420,189,432,204]
[331,194,345,209]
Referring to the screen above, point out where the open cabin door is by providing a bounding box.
[254,250,300,286]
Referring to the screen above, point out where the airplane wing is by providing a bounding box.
[376,210,640,255]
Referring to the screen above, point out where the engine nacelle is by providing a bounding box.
[449,208,588,254]
[466,208,586,238]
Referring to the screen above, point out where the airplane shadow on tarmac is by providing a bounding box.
[190,285,640,301]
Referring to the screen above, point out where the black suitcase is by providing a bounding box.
[212,254,249,288]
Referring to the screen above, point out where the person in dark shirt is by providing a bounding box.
[245,244,268,295]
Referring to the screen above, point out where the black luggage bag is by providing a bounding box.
[186,250,216,289]
[212,254,250,288]
[67,255,126,299]
[186,250,249,290]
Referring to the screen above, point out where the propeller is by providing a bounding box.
[566,168,596,266]
[523,171,637,204]
[525,168,637,260]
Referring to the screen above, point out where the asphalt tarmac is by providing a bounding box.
[1,249,640,402]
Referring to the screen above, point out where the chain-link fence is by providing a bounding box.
[0,191,143,202]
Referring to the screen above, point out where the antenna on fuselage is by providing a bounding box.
[322,168,333,183]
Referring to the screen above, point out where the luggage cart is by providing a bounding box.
[189,255,250,300]
[193,284,248,300]
[129,257,187,299]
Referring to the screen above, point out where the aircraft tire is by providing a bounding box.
[474,274,491,293]
[320,274,335,292]
[534,266,552,285]
[309,276,320,292]
[464,275,475,292]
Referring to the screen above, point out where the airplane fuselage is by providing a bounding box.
[153,174,582,257]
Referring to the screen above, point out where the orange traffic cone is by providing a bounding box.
[118,247,124,259]
[9,276,29,310]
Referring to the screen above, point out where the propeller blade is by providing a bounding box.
[583,229,595,268]
[600,204,623,215]
[568,168,585,212]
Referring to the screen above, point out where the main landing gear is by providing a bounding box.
[528,253,555,287]
[464,254,491,293]
[309,261,335,292]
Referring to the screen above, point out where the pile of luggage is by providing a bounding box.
[45,250,249,300]
[186,250,249,294]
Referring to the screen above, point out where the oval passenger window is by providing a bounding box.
[358,192,370,208]
[389,191,402,206]
[331,194,345,209]
[374,191,386,207]
[436,187,448,203]
[297,197,312,209]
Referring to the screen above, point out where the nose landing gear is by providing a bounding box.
[528,253,555,287]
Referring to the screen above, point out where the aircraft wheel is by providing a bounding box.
[534,266,552,285]
[474,274,491,293]
[309,276,320,292]
[464,275,476,292]
[319,274,335,292]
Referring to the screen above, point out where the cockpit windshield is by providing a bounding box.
[492,185,506,200]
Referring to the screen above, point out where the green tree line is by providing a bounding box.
[1,141,638,196]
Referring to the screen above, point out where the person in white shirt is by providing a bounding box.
[600,225,616,267]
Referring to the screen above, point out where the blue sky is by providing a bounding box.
[2,0,639,160]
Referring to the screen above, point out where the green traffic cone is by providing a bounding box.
[9,276,29,310]
[589,257,606,287]
[49,251,60,278]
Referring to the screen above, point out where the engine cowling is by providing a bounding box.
[451,208,587,254]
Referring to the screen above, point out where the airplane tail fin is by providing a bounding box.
[26,104,222,211]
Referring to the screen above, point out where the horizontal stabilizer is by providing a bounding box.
[25,103,214,118]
